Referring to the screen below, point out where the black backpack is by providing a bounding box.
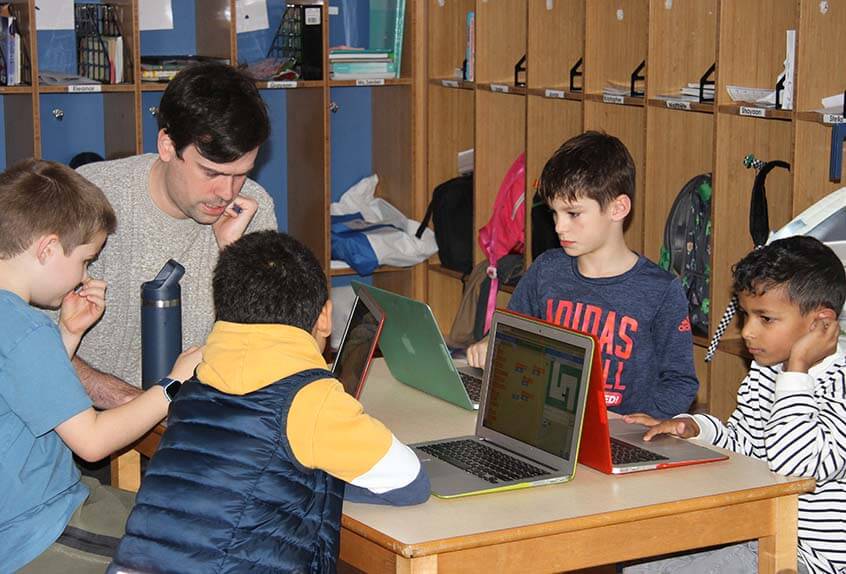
[659,173,712,336]
[416,174,474,275]
[531,190,559,260]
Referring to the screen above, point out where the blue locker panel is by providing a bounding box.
[329,0,370,49]
[330,87,372,201]
[141,91,164,154]
[254,89,288,230]
[39,93,105,165]
[140,1,197,56]
[236,1,287,65]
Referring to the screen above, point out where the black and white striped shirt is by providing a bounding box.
[689,350,846,574]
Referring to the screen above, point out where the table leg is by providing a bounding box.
[758,494,799,574]
[396,555,438,573]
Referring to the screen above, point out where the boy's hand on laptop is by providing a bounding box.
[213,196,258,249]
[168,346,204,382]
[466,337,489,368]
[59,278,107,338]
[623,413,700,442]
[786,310,840,374]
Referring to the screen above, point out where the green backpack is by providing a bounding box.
[659,174,712,337]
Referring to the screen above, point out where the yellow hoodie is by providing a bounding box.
[196,321,397,483]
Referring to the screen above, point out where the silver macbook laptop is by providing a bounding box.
[351,281,483,410]
[412,310,595,498]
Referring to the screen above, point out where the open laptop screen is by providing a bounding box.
[481,322,587,460]
[332,295,383,398]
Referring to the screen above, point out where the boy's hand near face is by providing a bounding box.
[466,336,489,368]
[213,196,258,249]
[786,310,840,374]
[624,413,701,442]
[59,278,107,357]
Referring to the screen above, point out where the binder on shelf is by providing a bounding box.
[267,3,323,81]
[0,3,26,87]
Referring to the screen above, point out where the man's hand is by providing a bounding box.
[168,346,204,381]
[466,337,489,368]
[786,310,840,373]
[212,196,258,249]
[623,413,701,442]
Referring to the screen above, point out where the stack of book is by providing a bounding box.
[141,55,229,82]
[329,49,396,80]
[0,4,22,86]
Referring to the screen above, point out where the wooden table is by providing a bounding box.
[130,359,814,573]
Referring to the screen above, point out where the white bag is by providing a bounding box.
[330,175,438,275]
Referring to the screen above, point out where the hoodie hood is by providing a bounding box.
[197,321,329,395]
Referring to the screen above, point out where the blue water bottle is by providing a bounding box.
[141,260,185,389]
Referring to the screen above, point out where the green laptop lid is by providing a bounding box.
[351,281,475,410]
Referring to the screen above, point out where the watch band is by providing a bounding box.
[156,377,182,402]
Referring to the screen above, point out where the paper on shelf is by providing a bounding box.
[35,0,74,31]
[236,0,270,34]
[823,93,845,110]
[727,85,776,106]
[139,0,174,31]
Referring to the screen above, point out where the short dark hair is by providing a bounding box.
[0,159,116,259]
[537,131,635,210]
[213,230,328,331]
[157,62,270,163]
[732,236,846,315]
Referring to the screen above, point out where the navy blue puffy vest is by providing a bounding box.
[111,369,345,573]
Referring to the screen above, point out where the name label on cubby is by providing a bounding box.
[545,89,566,99]
[267,81,298,89]
[441,80,459,88]
[603,94,625,105]
[823,113,845,124]
[739,106,767,118]
[490,83,509,93]
[665,100,691,111]
[356,79,386,86]
[68,85,102,93]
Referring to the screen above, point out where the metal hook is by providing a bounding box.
[52,108,64,121]
[148,106,159,117]
[329,101,339,113]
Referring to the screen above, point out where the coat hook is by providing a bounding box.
[52,108,64,121]
[329,101,339,113]
[148,106,159,117]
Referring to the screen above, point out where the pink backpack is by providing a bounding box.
[478,153,526,333]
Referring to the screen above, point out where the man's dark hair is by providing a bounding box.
[732,235,846,315]
[157,62,270,163]
[537,130,635,210]
[213,230,328,331]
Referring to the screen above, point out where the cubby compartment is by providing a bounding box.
[643,106,714,263]
[475,0,526,87]
[711,113,793,340]
[527,0,583,94]
[793,119,846,213]
[583,100,644,253]
[38,91,135,164]
[525,94,582,259]
[647,0,716,112]
[716,0,798,114]
[140,0,231,62]
[795,0,846,116]
[584,0,647,102]
[428,0,474,82]
[474,89,526,263]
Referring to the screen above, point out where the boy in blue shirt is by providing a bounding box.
[468,131,698,418]
[0,159,201,572]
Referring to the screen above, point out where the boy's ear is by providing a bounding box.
[313,300,333,340]
[811,307,838,326]
[608,194,632,222]
[34,234,61,265]
[157,129,177,162]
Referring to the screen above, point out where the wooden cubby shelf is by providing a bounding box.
[424,0,846,420]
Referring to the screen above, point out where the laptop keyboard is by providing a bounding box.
[459,371,482,403]
[418,439,548,484]
[610,437,669,465]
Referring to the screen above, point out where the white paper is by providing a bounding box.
[782,30,795,110]
[35,0,74,30]
[236,0,269,34]
[139,0,174,31]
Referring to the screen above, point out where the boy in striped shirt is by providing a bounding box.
[624,236,846,574]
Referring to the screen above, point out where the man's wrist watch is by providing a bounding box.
[155,377,182,403]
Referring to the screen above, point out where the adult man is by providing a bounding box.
[75,62,277,407]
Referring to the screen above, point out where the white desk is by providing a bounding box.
[340,359,814,573]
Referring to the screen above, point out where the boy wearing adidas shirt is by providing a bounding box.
[626,236,846,574]
[468,131,699,418]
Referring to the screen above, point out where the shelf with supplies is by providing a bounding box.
[423,0,845,421]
